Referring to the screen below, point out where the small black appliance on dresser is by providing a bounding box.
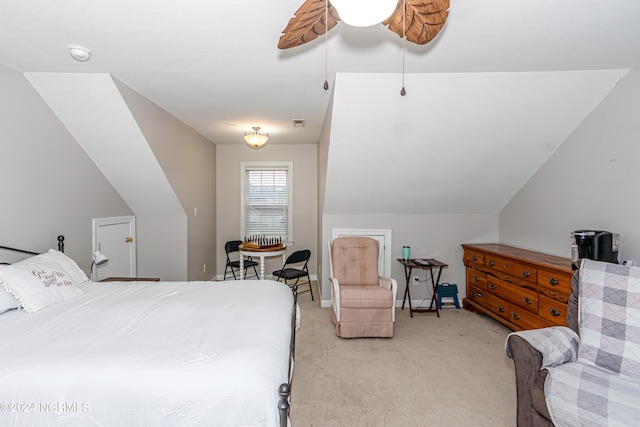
[571,230,619,267]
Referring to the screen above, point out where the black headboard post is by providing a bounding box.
[58,235,65,253]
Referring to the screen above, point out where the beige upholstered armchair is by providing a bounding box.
[329,236,398,338]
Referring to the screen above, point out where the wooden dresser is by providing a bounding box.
[461,244,574,331]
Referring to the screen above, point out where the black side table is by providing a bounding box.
[398,258,448,317]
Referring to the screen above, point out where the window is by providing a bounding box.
[241,162,293,242]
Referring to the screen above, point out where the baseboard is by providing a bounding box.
[320,299,457,309]
[214,274,318,282]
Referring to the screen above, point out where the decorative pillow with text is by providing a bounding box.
[38,249,89,285]
[0,256,84,313]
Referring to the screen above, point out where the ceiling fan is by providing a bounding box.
[278,0,450,50]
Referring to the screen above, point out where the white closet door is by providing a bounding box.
[92,216,136,281]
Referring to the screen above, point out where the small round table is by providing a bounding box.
[239,246,287,280]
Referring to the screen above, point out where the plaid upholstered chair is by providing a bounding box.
[506,260,640,426]
[329,236,397,338]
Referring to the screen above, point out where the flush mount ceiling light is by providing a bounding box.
[329,0,397,27]
[244,126,269,149]
[68,44,91,62]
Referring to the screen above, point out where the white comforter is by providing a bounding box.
[0,279,294,427]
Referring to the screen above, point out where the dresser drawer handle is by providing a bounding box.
[473,276,480,282]
[512,313,520,320]
[521,270,531,278]
[470,292,476,297]
[523,297,533,305]
[548,278,559,286]
[476,292,482,298]
[488,260,495,267]
[550,308,562,317]
[488,283,496,289]
[472,255,478,261]
[498,306,505,313]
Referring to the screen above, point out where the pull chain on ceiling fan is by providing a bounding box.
[324,0,329,91]
[278,0,449,95]
[401,0,407,96]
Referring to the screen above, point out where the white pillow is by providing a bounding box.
[0,254,84,313]
[39,249,89,285]
[0,288,20,314]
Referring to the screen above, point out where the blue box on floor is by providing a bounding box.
[437,283,460,309]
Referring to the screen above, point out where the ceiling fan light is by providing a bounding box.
[244,126,269,148]
[330,0,397,27]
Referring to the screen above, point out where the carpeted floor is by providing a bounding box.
[289,282,517,426]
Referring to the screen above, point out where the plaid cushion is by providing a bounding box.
[506,326,579,368]
[545,361,640,426]
[578,260,640,379]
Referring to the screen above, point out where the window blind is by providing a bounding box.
[243,167,290,239]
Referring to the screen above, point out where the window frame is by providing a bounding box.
[240,161,294,244]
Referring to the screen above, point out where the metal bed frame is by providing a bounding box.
[0,235,65,263]
[279,283,298,427]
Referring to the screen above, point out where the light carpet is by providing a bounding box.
[290,283,517,426]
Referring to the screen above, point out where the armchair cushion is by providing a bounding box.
[330,237,380,286]
[578,260,640,378]
[545,360,640,426]
[339,285,393,309]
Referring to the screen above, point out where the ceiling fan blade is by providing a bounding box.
[278,0,341,49]
[382,0,449,45]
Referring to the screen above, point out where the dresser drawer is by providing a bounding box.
[508,305,553,330]
[487,276,538,314]
[485,255,537,284]
[538,294,568,326]
[464,250,485,268]
[481,292,509,321]
[468,284,489,309]
[467,268,487,290]
[468,284,509,320]
[537,269,571,295]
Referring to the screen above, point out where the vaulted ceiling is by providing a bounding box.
[1,0,639,147]
[1,1,639,215]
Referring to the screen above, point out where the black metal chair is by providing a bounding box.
[224,240,259,280]
[272,249,313,300]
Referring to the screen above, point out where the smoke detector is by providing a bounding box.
[68,45,91,62]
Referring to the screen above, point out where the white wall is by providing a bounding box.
[500,69,640,263]
[216,144,318,279]
[316,88,334,297]
[136,214,188,281]
[115,79,217,281]
[0,63,132,271]
[324,71,625,216]
[321,213,498,305]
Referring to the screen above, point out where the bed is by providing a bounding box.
[0,237,296,427]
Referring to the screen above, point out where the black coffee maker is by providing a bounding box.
[571,230,619,265]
